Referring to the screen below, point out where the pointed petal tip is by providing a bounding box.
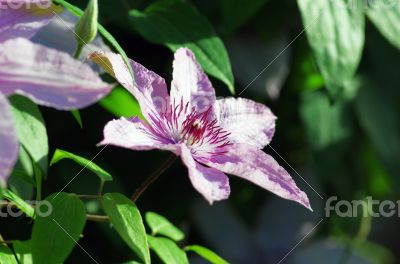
[297,192,313,212]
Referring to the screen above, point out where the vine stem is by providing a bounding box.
[131,155,178,202]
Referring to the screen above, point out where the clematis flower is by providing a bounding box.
[0,0,112,185]
[90,48,311,210]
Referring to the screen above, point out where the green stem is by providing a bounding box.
[73,43,84,59]
[131,155,178,202]
[97,180,105,196]
[75,194,101,199]
[86,214,109,222]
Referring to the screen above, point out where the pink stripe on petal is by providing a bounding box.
[0,38,112,110]
[0,93,19,186]
[100,117,178,152]
[171,48,216,114]
[0,0,60,42]
[206,143,312,210]
[214,98,276,149]
[180,145,230,204]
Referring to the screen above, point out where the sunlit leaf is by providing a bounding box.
[99,86,143,119]
[147,235,188,264]
[9,95,48,176]
[101,193,150,264]
[367,3,400,50]
[145,211,184,242]
[297,0,365,96]
[50,149,112,182]
[0,244,17,264]
[1,189,35,218]
[129,0,235,94]
[31,193,87,264]
[13,240,33,264]
[185,245,228,264]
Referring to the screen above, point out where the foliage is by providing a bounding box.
[2,0,400,263]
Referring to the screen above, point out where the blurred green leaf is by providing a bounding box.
[129,0,235,94]
[31,193,87,264]
[360,144,391,197]
[0,245,17,264]
[220,0,267,34]
[1,189,34,218]
[145,211,184,242]
[297,0,365,96]
[300,91,352,151]
[185,245,228,264]
[50,149,112,182]
[367,3,400,50]
[352,240,395,264]
[13,240,33,264]
[99,86,143,119]
[9,95,48,177]
[147,235,188,264]
[355,79,400,180]
[101,193,150,264]
[295,52,325,92]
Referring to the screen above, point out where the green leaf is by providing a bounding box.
[9,95,48,176]
[297,0,365,96]
[53,0,134,79]
[11,146,34,185]
[50,149,112,182]
[13,240,33,264]
[71,110,83,128]
[75,0,98,48]
[101,193,150,264]
[0,244,18,264]
[367,3,400,50]
[1,189,35,218]
[220,0,267,34]
[129,0,235,94]
[300,91,352,151]
[355,79,400,179]
[147,236,188,264]
[99,86,143,119]
[145,212,184,242]
[185,245,228,264]
[31,193,87,264]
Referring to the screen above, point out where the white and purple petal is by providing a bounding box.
[214,98,276,149]
[100,117,178,152]
[0,0,60,43]
[32,9,111,72]
[205,143,311,210]
[89,51,170,119]
[180,145,230,204]
[0,93,19,186]
[171,48,216,114]
[0,38,112,110]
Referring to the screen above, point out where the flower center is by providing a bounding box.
[147,98,231,158]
